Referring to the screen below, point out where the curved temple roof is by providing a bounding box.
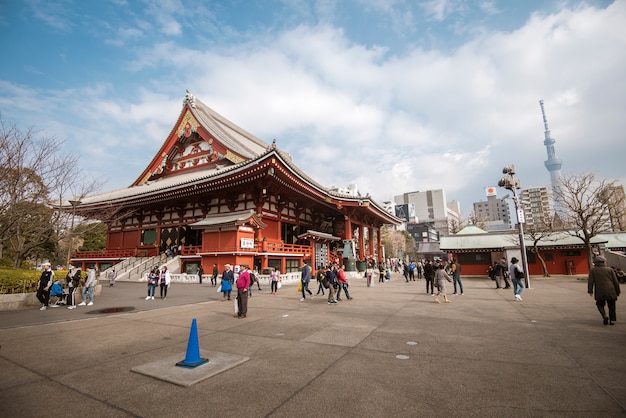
[58,91,400,225]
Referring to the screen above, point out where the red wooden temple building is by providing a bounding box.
[64,91,400,276]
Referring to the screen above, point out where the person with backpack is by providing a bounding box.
[434,263,453,303]
[378,263,385,283]
[408,261,415,281]
[336,265,352,301]
[248,269,260,297]
[451,259,463,295]
[509,257,525,301]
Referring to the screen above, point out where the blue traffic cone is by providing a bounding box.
[176,318,209,368]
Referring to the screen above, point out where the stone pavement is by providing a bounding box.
[1,273,625,417]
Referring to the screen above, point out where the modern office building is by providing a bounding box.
[603,184,626,232]
[394,189,461,236]
[519,187,552,229]
[472,187,512,231]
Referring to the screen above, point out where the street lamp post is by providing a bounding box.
[66,200,81,269]
[498,165,531,288]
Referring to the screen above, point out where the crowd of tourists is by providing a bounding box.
[34,254,621,328]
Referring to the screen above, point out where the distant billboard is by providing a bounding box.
[395,203,416,223]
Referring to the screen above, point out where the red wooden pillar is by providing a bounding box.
[343,215,353,240]
[367,226,376,258]
[377,227,383,262]
[358,224,365,260]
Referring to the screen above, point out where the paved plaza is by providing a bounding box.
[1,273,625,417]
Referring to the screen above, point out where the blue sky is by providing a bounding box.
[0,0,624,217]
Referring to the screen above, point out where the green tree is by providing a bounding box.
[77,222,107,251]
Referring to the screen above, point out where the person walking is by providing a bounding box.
[248,269,255,297]
[36,262,54,310]
[366,263,375,287]
[270,267,280,294]
[378,263,386,283]
[78,267,97,306]
[488,262,498,286]
[300,260,313,301]
[497,258,511,289]
[509,257,525,301]
[451,258,463,295]
[107,267,117,286]
[424,259,435,295]
[408,261,416,281]
[235,264,251,318]
[145,267,158,300]
[434,263,452,303]
[326,265,338,304]
[159,266,171,300]
[315,266,326,296]
[588,255,621,325]
[336,265,352,301]
[212,263,219,286]
[221,264,234,301]
[198,264,204,284]
[66,267,81,309]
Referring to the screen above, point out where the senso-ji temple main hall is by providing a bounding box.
[65,91,399,277]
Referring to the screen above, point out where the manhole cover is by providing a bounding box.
[86,306,135,314]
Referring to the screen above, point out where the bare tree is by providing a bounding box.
[382,225,410,260]
[465,210,488,231]
[448,217,465,234]
[552,173,625,271]
[524,221,558,277]
[0,116,102,267]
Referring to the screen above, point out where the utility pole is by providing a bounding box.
[66,200,81,268]
[498,165,531,288]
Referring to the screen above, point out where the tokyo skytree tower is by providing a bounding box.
[539,100,562,186]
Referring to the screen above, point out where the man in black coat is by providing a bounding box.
[588,255,621,325]
[424,259,435,295]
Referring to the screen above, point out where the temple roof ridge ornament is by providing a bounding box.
[184,89,196,108]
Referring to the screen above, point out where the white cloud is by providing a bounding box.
[2,0,625,213]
